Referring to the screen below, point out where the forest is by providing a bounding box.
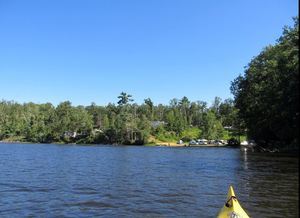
[0,95,240,145]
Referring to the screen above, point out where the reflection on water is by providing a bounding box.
[0,143,298,217]
[239,151,299,217]
[242,151,249,170]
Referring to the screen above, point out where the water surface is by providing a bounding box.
[0,143,298,217]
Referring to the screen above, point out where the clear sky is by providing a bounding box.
[0,0,298,106]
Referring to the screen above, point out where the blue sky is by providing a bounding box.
[0,0,298,106]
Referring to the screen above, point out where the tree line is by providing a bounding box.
[0,94,240,145]
[231,17,299,151]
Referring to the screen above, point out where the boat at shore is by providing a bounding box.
[188,143,228,147]
[240,140,256,152]
[217,186,249,218]
[188,139,227,147]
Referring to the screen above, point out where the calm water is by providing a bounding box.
[0,143,298,217]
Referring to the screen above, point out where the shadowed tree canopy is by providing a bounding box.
[231,17,299,149]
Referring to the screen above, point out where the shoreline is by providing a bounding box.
[1,141,298,154]
[0,140,228,147]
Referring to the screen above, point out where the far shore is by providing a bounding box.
[0,140,229,147]
[1,140,297,154]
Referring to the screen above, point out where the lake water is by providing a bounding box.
[0,143,298,217]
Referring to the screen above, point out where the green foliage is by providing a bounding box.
[231,18,299,149]
[0,91,239,145]
[231,18,299,148]
[219,99,238,127]
[156,131,177,142]
[202,111,225,140]
[180,127,201,142]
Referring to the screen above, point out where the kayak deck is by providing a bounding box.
[217,186,249,218]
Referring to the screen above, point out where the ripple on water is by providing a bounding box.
[64,200,116,209]
[0,143,298,217]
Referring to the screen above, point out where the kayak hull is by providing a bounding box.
[217,186,249,218]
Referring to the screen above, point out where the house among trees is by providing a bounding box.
[63,131,77,138]
[151,121,166,128]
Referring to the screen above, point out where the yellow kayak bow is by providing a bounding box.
[217,186,249,218]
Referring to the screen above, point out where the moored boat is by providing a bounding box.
[217,186,249,218]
